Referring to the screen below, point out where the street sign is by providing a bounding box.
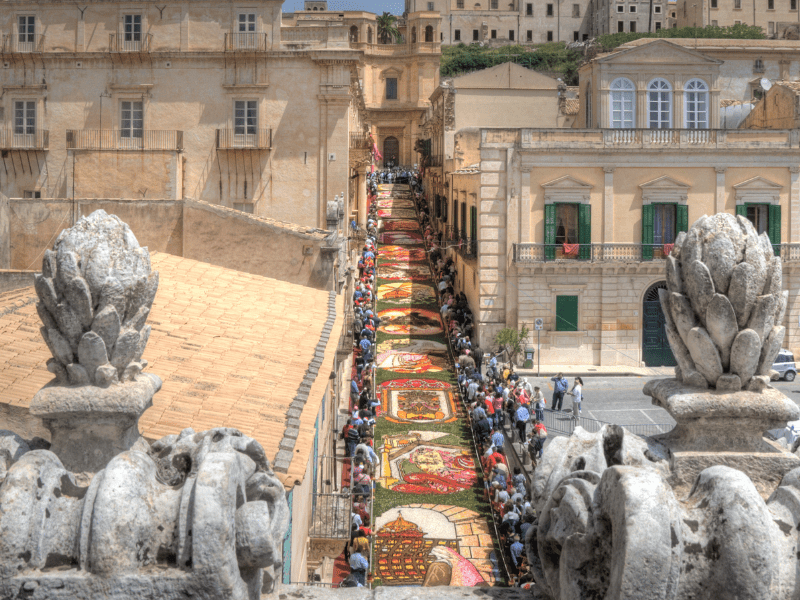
[534,318,544,330]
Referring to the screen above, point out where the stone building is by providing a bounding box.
[421,62,570,216]
[429,39,800,367]
[0,250,353,585]
[677,0,800,37]
[590,0,669,35]
[741,80,800,128]
[0,0,366,229]
[405,0,593,44]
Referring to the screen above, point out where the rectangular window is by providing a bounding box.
[655,21,662,29]
[768,0,774,8]
[470,206,477,241]
[547,30,554,40]
[473,29,479,40]
[454,29,461,40]
[527,29,533,40]
[555,295,579,332]
[124,14,142,42]
[547,3,554,15]
[233,202,254,214]
[14,101,35,134]
[642,203,687,260]
[618,20,625,31]
[385,77,398,100]
[491,0,498,7]
[734,0,741,8]
[428,1,435,9]
[617,5,625,11]
[769,21,775,34]
[234,100,257,135]
[460,203,467,237]
[18,15,35,42]
[793,0,798,10]
[453,199,459,232]
[238,12,256,32]
[710,0,717,7]
[509,30,515,40]
[630,5,637,11]
[711,19,718,25]
[737,204,781,254]
[23,190,41,199]
[630,20,637,31]
[573,30,579,40]
[491,29,497,38]
[573,3,581,16]
[120,100,143,138]
[735,19,741,24]
[527,2,533,13]
[544,203,591,260]
[457,0,464,6]
[654,4,662,11]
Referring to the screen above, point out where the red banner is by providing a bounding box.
[563,243,579,256]
[663,243,674,256]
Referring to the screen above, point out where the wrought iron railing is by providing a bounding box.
[0,129,49,150]
[309,492,352,539]
[514,243,798,264]
[108,33,152,52]
[2,34,45,53]
[224,31,268,51]
[350,132,372,150]
[215,129,272,150]
[66,130,183,151]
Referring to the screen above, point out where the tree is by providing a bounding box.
[376,12,401,45]
[494,325,531,365]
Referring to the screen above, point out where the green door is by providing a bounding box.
[642,282,677,367]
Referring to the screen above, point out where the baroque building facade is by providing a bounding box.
[426,39,800,367]
[0,0,367,229]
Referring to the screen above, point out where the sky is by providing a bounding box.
[283,0,406,15]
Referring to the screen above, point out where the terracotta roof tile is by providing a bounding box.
[0,251,343,489]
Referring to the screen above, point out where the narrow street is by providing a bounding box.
[370,183,502,586]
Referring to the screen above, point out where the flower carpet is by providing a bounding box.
[369,183,501,587]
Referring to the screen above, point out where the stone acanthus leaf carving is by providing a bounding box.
[35,210,156,387]
[443,88,456,132]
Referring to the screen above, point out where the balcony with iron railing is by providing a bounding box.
[108,33,153,52]
[224,31,269,51]
[0,129,49,150]
[216,129,272,150]
[66,130,183,151]
[511,128,800,151]
[2,34,45,53]
[513,242,789,263]
[350,132,372,150]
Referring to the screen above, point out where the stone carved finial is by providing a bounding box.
[662,213,786,392]
[35,209,157,387]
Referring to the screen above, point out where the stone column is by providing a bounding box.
[790,166,800,243]
[357,170,368,226]
[715,167,726,214]
[603,167,615,244]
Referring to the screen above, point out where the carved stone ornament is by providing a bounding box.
[528,213,800,600]
[0,210,289,600]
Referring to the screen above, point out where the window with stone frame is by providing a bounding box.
[544,203,591,260]
[124,14,142,42]
[610,77,635,128]
[120,100,143,138]
[386,77,398,100]
[647,78,672,129]
[555,295,579,331]
[737,203,780,254]
[14,100,36,135]
[18,15,35,43]
[684,79,709,129]
[641,203,687,260]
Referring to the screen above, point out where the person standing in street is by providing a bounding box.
[551,373,568,411]
[515,403,530,442]
[533,386,545,422]
[568,377,583,419]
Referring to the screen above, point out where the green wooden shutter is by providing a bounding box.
[544,204,556,260]
[556,295,579,332]
[769,204,781,256]
[642,204,654,261]
[676,204,688,234]
[470,206,477,240]
[578,203,591,260]
[735,204,747,217]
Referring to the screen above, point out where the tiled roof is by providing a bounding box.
[773,80,800,95]
[0,252,344,488]
[562,98,580,115]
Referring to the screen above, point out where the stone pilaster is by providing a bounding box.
[715,167,727,214]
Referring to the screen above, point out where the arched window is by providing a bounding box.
[647,78,672,129]
[349,25,359,42]
[411,27,417,43]
[425,25,434,42]
[609,77,635,129]
[383,136,399,167]
[367,26,373,43]
[685,78,709,129]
